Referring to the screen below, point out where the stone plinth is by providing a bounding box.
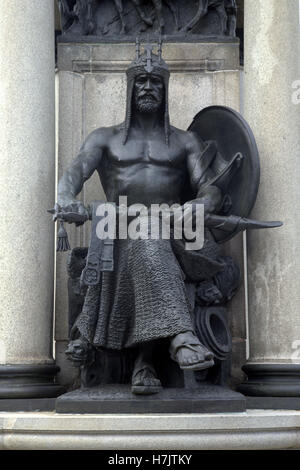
[1,410,300,450]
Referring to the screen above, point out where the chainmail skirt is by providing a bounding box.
[76,235,196,350]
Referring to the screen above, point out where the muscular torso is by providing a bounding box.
[98,126,189,207]
[57,122,207,210]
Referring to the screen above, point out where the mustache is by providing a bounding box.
[138,92,158,101]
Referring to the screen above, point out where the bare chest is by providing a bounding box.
[106,134,186,168]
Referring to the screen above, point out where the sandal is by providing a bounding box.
[131,364,162,395]
[169,332,214,371]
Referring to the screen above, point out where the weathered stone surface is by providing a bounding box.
[0,0,56,365]
[1,410,300,449]
[243,0,300,363]
[58,42,240,72]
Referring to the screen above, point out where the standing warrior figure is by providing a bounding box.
[150,0,181,32]
[58,0,96,35]
[111,0,127,35]
[106,0,153,35]
[121,1,181,34]
[74,0,96,35]
[225,0,237,37]
[58,0,76,33]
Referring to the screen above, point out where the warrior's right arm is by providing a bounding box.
[58,129,105,208]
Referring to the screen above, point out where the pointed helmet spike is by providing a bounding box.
[135,35,141,62]
[144,44,154,73]
[158,33,162,63]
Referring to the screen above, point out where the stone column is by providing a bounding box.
[0,1,63,397]
[239,0,300,396]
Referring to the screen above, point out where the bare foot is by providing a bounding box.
[169,331,214,371]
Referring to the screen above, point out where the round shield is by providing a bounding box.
[188,106,260,243]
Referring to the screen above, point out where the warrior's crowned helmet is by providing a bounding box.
[123,39,170,145]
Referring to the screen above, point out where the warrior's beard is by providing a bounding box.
[135,97,161,114]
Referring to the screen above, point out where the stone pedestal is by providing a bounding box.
[0,0,63,397]
[56,40,245,390]
[56,385,246,414]
[239,0,300,396]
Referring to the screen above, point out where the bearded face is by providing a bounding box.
[134,73,164,114]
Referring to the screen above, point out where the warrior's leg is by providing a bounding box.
[73,0,93,36]
[131,0,153,27]
[215,3,227,35]
[114,0,127,34]
[180,0,208,32]
[225,1,237,36]
[127,235,214,376]
[131,342,162,395]
[226,13,236,36]
[165,0,181,30]
[58,0,76,32]
[152,0,165,32]
[86,0,96,35]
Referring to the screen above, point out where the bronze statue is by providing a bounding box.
[132,0,181,32]
[53,41,281,396]
[58,0,236,37]
[113,1,181,34]
[181,0,237,35]
[59,0,96,35]
[58,0,76,33]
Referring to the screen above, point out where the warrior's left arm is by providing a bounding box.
[186,131,222,214]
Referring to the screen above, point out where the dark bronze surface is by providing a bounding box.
[58,0,238,39]
[53,43,282,407]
